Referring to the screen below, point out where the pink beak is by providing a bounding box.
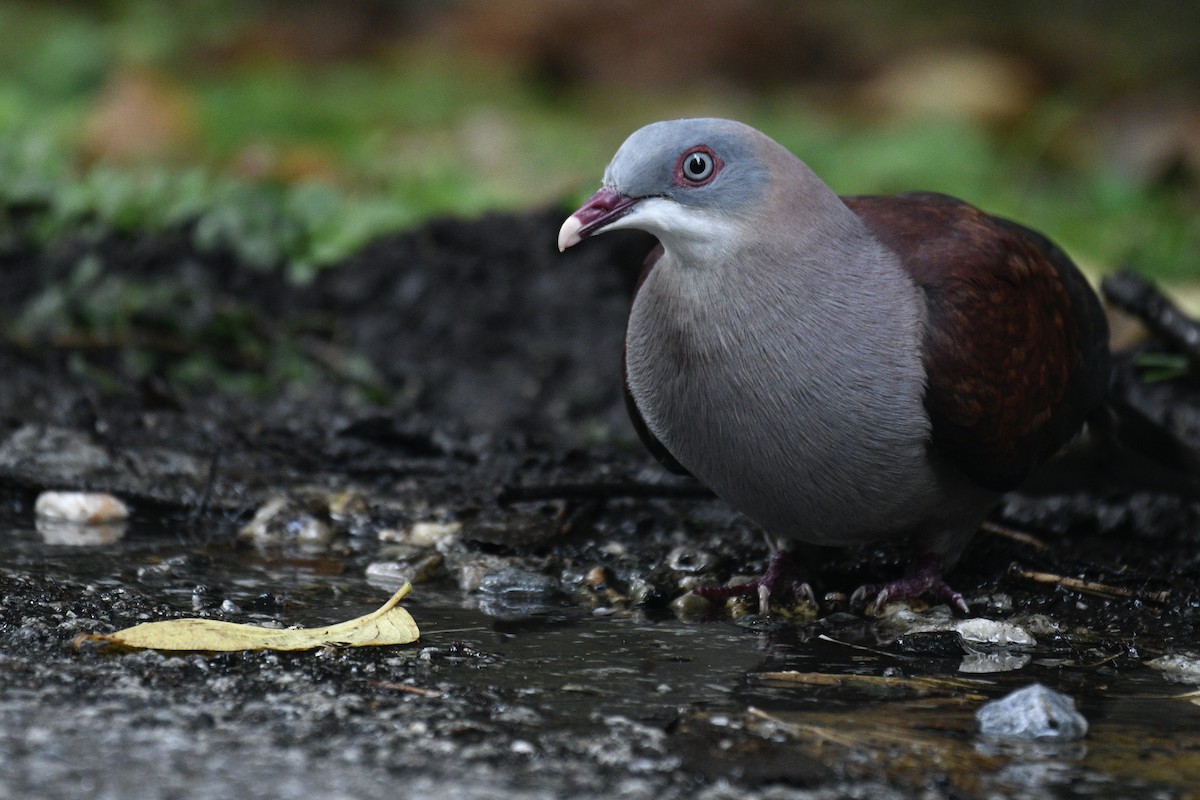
[557,188,641,251]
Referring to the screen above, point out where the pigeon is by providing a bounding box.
[558,118,1110,614]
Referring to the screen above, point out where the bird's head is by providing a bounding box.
[558,118,783,259]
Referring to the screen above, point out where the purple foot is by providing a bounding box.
[692,550,815,615]
[850,553,969,615]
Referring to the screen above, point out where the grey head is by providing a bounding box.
[606,118,774,209]
[558,118,855,263]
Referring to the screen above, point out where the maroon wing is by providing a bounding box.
[845,192,1111,491]
[623,242,691,476]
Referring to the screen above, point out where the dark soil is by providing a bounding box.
[3,210,1200,799]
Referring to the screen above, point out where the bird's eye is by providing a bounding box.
[679,149,715,184]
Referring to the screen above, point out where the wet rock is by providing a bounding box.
[1147,653,1200,683]
[970,593,1015,613]
[455,554,517,593]
[976,684,1088,741]
[626,574,667,607]
[580,566,629,608]
[239,495,334,552]
[885,609,1036,651]
[327,490,368,521]
[33,491,130,545]
[35,491,129,524]
[191,584,222,611]
[669,591,712,618]
[0,425,114,480]
[365,552,445,587]
[955,618,1036,648]
[1012,614,1061,637]
[476,566,563,618]
[892,629,965,658]
[379,520,462,548]
[478,567,561,600]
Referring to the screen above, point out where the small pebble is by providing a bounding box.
[970,592,1014,613]
[976,683,1088,740]
[670,591,712,617]
[585,566,612,589]
[665,545,719,574]
[35,491,129,524]
[365,554,444,587]
[326,490,367,521]
[476,567,563,619]
[676,575,710,591]
[478,567,561,600]
[239,496,333,550]
[456,555,513,592]
[409,521,462,547]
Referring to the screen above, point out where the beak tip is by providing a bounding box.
[557,215,584,252]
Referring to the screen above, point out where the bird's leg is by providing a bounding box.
[692,549,815,615]
[850,552,969,614]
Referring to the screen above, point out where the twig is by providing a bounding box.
[815,633,920,662]
[979,520,1050,551]
[1010,565,1171,604]
[370,681,444,698]
[1101,269,1200,365]
[746,706,863,747]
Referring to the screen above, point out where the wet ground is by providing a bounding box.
[2,210,1200,799]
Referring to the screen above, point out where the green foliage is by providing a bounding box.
[1135,352,1193,383]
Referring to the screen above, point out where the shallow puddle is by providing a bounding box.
[3,508,1199,799]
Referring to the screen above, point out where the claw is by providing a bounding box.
[795,581,816,604]
[852,554,969,615]
[691,549,812,614]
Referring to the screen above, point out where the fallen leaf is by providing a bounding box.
[78,583,419,652]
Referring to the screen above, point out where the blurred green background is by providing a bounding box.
[1,0,1197,282]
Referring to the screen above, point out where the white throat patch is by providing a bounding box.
[600,197,742,264]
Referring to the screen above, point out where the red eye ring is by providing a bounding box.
[673,146,721,187]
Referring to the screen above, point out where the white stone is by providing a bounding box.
[1148,654,1200,683]
[408,521,461,547]
[976,683,1088,740]
[955,618,1036,647]
[35,491,129,524]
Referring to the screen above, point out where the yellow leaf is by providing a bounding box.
[78,583,419,652]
